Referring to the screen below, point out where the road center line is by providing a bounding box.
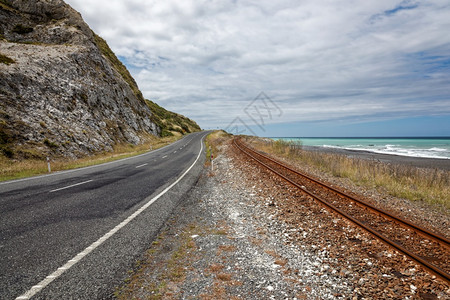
[0,133,200,186]
[162,155,168,158]
[16,134,206,300]
[49,180,93,193]
[135,163,148,168]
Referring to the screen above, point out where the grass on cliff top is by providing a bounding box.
[93,33,201,136]
[93,33,145,103]
[146,100,201,137]
[247,138,450,211]
[0,135,181,182]
[0,0,15,11]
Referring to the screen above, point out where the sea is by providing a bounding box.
[273,137,450,160]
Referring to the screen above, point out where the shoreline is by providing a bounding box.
[302,145,450,171]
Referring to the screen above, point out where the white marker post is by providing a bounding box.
[210,148,214,171]
[47,157,51,173]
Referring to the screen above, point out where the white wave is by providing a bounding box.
[429,147,447,152]
[320,145,450,159]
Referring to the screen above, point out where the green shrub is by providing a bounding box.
[181,123,190,133]
[93,34,145,104]
[0,145,13,158]
[0,129,9,145]
[0,0,14,11]
[161,129,174,137]
[43,139,59,149]
[145,100,201,137]
[0,53,15,65]
[12,24,33,34]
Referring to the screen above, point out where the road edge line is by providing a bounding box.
[15,133,206,300]
[0,133,194,186]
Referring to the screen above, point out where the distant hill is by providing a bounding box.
[0,0,200,159]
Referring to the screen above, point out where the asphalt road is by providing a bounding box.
[0,131,209,299]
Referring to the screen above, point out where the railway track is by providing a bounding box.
[233,138,450,283]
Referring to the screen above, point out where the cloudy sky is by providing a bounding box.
[65,0,450,137]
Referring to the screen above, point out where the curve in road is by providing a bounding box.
[0,131,209,299]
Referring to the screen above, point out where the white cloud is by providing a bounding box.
[65,0,450,130]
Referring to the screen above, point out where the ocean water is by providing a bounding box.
[274,137,450,160]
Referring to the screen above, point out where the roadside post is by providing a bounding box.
[210,146,214,171]
[47,157,51,173]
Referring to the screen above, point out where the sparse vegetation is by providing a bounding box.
[249,138,450,210]
[0,53,15,65]
[43,138,59,149]
[1,29,202,182]
[0,135,181,182]
[93,33,200,137]
[146,99,201,136]
[115,222,201,299]
[0,0,14,11]
[205,130,231,164]
[161,129,173,137]
[93,33,145,104]
[12,24,33,34]
[0,120,14,158]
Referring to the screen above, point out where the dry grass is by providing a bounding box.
[208,263,225,272]
[216,273,232,281]
[218,245,237,252]
[0,135,180,182]
[264,249,279,258]
[114,222,201,299]
[205,130,232,165]
[248,138,450,210]
[274,259,288,266]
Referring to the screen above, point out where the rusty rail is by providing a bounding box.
[233,138,450,283]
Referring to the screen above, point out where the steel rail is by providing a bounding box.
[235,139,450,248]
[233,138,450,283]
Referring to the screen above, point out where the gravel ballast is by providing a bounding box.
[116,141,449,299]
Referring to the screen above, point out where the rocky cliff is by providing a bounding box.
[0,0,186,159]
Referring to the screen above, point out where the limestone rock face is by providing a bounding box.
[0,0,160,158]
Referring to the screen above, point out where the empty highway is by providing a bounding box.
[0,131,208,299]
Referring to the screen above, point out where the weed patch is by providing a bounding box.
[12,24,33,34]
[0,53,15,65]
[0,135,181,182]
[249,138,450,210]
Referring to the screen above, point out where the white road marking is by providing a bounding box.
[135,163,148,168]
[49,180,93,193]
[174,151,177,153]
[0,134,192,186]
[162,155,168,158]
[15,134,206,300]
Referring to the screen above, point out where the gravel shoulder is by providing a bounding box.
[115,141,449,299]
